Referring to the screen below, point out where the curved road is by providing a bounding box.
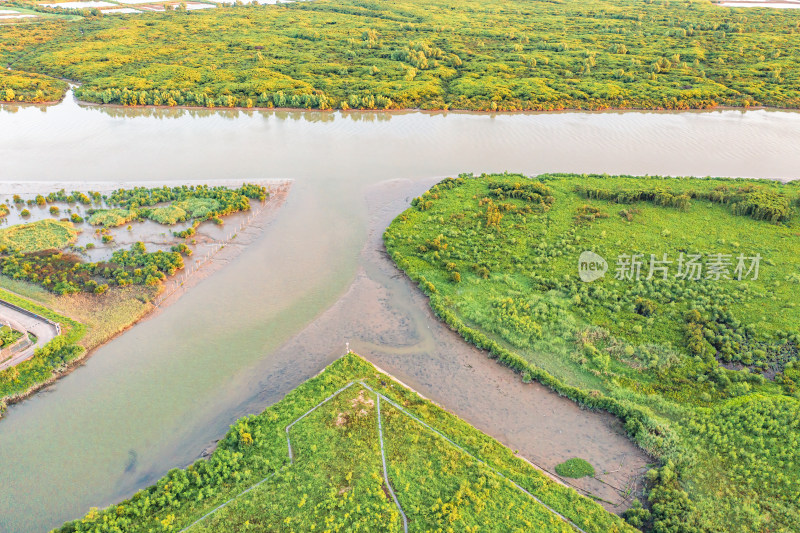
[0,300,59,371]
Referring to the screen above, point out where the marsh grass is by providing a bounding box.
[87,208,137,227]
[144,204,187,225]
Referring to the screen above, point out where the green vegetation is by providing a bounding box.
[143,198,221,225]
[107,184,265,211]
[144,204,188,225]
[0,184,268,296]
[1,0,800,111]
[174,198,222,218]
[555,458,596,479]
[58,352,632,533]
[0,68,68,103]
[1,241,183,294]
[88,184,263,226]
[87,208,136,227]
[0,219,78,252]
[0,325,23,348]
[0,182,274,413]
[0,287,86,407]
[384,173,800,532]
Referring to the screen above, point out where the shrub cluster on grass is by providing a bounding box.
[555,458,596,479]
[1,242,182,295]
[0,219,78,253]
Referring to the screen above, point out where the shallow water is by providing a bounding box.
[1,94,799,532]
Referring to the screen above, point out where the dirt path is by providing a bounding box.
[0,300,59,371]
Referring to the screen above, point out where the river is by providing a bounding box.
[0,93,799,532]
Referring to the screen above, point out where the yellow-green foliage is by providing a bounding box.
[144,204,187,225]
[174,197,220,218]
[0,219,77,252]
[1,0,800,111]
[0,325,22,348]
[87,208,136,227]
[0,69,67,103]
[143,198,222,224]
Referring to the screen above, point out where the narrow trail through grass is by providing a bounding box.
[179,377,589,533]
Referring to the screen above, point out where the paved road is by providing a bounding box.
[0,301,59,371]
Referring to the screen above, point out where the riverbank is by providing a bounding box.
[4,0,800,113]
[3,84,798,116]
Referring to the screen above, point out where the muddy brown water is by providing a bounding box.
[0,92,799,532]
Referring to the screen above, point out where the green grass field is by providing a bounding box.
[0,219,78,252]
[1,0,800,111]
[384,173,800,532]
[57,353,633,533]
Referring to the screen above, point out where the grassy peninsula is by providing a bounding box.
[58,352,633,533]
[384,173,800,532]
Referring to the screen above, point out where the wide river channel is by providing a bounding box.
[1,94,799,533]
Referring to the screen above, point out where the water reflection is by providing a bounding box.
[11,89,800,124]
